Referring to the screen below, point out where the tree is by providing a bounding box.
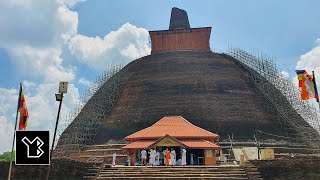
[0,151,15,162]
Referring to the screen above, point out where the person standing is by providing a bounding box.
[148,149,152,165]
[170,148,176,166]
[141,149,147,166]
[190,153,194,165]
[112,152,117,166]
[162,149,166,165]
[181,148,187,166]
[165,148,171,166]
[149,148,156,166]
[155,151,160,166]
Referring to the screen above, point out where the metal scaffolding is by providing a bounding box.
[56,47,320,153]
[56,61,136,151]
[224,46,320,151]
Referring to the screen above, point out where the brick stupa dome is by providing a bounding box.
[57,8,319,150]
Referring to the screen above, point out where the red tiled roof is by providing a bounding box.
[122,140,155,149]
[180,140,220,149]
[122,138,220,149]
[124,116,219,141]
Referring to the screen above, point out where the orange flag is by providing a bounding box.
[17,85,29,130]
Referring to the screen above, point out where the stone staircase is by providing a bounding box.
[242,162,263,180]
[84,165,263,179]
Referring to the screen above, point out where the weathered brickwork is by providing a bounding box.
[169,7,191,30]
[149,27,211,54]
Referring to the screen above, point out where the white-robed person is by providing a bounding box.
[112,152,117,166]
[190,153,194,165]
[149,148,156,166]
[148,149,152,165]
[181,148,187,165]
[170,148,176,165]
[141,149,147,166]
[152,149,157,166]
[155,151,160,166]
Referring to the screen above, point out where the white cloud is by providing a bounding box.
[0,0,78,48]
[26,82,80,129]
[59,0,85,7]
[315,38,320,45]
[68,22,151,70]
[0,0,78,83]
[78,78,91,86]
[0,116,14,153]
[296,39,320,89]
[0,88,18,119]
[0,82,80,153]
[0,0,151,153]
[0,0,81,153]
[9,46,75,82]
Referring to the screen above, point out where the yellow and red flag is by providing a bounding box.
[17,84,29,130]
[295,70,319,102]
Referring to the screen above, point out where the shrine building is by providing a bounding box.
[122,116,220,165]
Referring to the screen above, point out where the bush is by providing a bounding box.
[0,151,15,162]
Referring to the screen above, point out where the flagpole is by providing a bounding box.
[312,71,320,107]
[8,83,21,180]
[312,71,320,131]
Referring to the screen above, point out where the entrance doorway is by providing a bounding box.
[187,149,204,165]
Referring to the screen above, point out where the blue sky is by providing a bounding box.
[0,0,320,153]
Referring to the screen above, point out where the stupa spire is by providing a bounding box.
[169,7,191,30]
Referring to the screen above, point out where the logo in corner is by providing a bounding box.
[16,131,50,165]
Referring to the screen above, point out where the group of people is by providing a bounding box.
[140,148,187,166]
[141,148,160,166]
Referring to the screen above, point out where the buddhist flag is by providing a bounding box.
[17,84,29,130]
[295,70,318,101]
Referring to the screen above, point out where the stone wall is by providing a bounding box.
[0,159,93,179]
[250,156,320,179]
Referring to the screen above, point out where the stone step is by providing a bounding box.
[88,168,100,170]
[102,168,245,171]
[100,169,246,172]
[97,177,249,179]
[98,174,247,177]
[67,151,127,157]
[94,165,252,180]
[99,174,248,179]
[85,172,98,176]
[84,144,127,151]
[83,176,97,179]
[105,165,241,169]
[99,171,246,175]
[86,148,122,152]
[246,171,260,175]
[100,171,247,174]
[66,155,127,163]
